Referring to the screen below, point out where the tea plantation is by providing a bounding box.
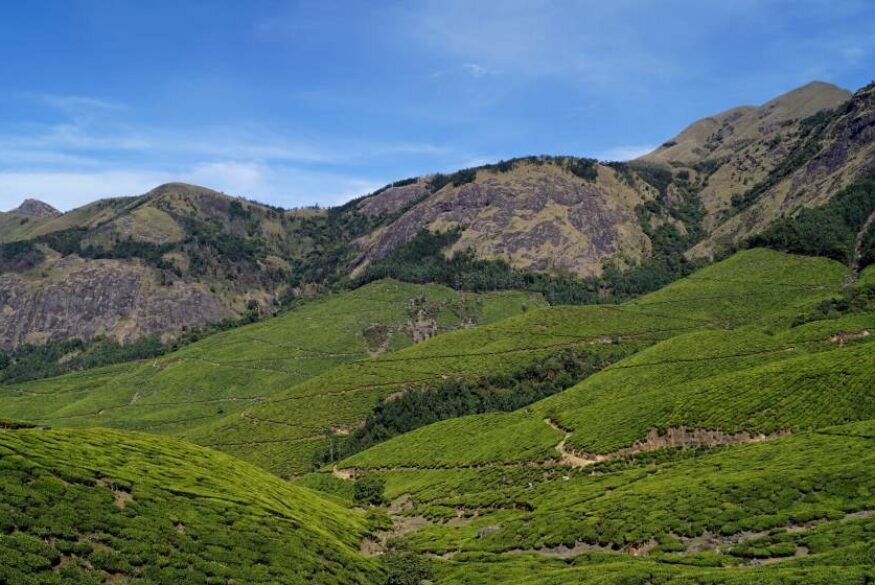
[2,249,875,584]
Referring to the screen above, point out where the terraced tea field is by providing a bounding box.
[0,424,379,584]
[193,248,853,474]
[1,248,874,584]
[0,280,541,447]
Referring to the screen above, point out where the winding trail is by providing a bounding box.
[544,418,595,467]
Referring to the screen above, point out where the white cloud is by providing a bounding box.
[462,63,488,78]
[0,162,386,212]
[0,170,173,211]
[33,93,126,114]
[595,144,656,162]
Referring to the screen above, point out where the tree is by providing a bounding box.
[383,543,432,585]
[353,474,385,506]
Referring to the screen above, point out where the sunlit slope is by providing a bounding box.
[321,250,874,583]
[194,248,847,475]
[0,425,378,584]
[0,280,541,435]
[423,431,875,584]
[398,424,875,553]
[188,301,702,475]
[341,321,873,469]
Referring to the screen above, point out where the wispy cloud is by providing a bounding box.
[0,163,386,212]
[404,0,681,88]
[33,93,126,114]
[595,144,656,162]
[462,63,488,78]
[0,93,448,210]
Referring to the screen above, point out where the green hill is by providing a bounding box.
[0,280,541,467]
[187,248,848,475]
[1,247,874,583]
[1,248,851,477]
[298,249,875,583]
[0,425,378,584]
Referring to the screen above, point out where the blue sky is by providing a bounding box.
[1,0,873,211]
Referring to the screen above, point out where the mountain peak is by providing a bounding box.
[640,80,852,165]
[11,198,61,218]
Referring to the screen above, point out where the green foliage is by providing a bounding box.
[628,161,674,197]
[384,542,432,585]
[603,178,707,297]
[749,179,875,265]
[354,474,386,506]
[0,336,165,384]
[0,427,378,584]
[0,239,44,272]
[318,347,630,464]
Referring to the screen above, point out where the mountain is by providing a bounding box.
[0,183,357,349]
[349,158,654,276]
[0,80,871,354]
[8,198,60,218]
[687,81,875,256]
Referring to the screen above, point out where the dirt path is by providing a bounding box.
[544,418,597,467]
[845,210,875,286]
[543,418,791,467]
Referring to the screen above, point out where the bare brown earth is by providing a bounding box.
[545,418,791,467]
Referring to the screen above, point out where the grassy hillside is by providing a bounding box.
[0,281,541,463]
[178,248,846,475]
[1,246,873,583]
[0,425,378,584]
[295,247,875,583]
[1,248,845,477]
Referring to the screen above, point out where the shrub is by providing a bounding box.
[353,474,385,506]
[383,543,432,585]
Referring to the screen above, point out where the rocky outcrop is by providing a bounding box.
[0,256,229,349]
[354,162,651,277]
[10,199,61,218]
[357,183,431,217]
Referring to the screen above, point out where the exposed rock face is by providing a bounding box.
[687,82,875,257]
[357,183,430,217]
[10,199,61,218]
[354,163,651,277]
[0,256,229,349]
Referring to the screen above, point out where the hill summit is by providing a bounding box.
[10,198,60,218]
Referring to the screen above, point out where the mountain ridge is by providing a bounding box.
[1,79,872,350]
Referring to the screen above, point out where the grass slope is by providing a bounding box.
[0,425,378,584]
[307,248,875,583]
[213,248,846,475]
[0,280,540,451]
